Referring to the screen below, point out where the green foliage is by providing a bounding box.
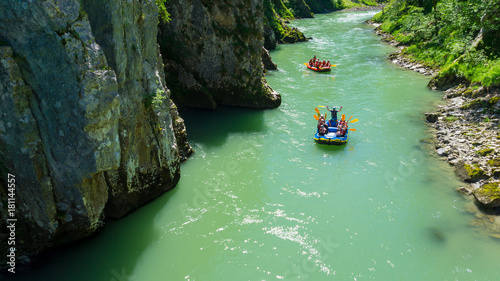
[271,0,295,19]
[155,0,171,23]
[343,0,380,9]
[144,88,167,109]
[373,0,500,87]
[304,0,345,12]
[264,0,307,43]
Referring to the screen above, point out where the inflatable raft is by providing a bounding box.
[314,126,348,145]
[306,65,331,72]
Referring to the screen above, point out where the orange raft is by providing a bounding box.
[306,64,331,72]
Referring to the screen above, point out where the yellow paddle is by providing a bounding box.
[349,119,358,123]
[315,107,320,117]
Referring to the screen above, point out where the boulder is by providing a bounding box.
[425,112,439,123]
[454,161,487,182]
[437,146,451,156]
[262,47,277,71]
[473,182,500,208]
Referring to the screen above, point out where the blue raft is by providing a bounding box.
[314,126,348,145]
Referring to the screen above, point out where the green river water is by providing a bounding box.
[15,11,500,281]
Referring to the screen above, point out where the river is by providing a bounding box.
[15,10,500,281]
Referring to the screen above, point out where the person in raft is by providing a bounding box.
[309,55,318,67]
[317,115,328,135]
[326,105,342,127]
[337,120,347,137]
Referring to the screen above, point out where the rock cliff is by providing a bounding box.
[263,0,308,49]
[0,0,189,264]
[159,0,281,109]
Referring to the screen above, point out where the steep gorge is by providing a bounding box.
[0,0,277,266]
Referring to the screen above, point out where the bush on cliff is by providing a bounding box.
[155,0,171,23]
[264,0,307,44]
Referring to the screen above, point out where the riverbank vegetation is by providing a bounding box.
[372,0,500,88]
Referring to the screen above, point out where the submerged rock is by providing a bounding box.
[425,112,439,123]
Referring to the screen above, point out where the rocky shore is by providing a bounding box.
[369,22,500,237]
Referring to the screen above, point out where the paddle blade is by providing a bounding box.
[349,119,358,123]
[349,128,356,131]
[341,114,345,121]
[303,63,308,65]
[315,107,320,115]
[348,115,353,121]
[324,113,327,119]
[318,105,325,108]
[314,115,319,120]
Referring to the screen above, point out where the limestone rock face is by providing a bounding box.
[0,0,185,262]
[262,47,278,70]
[159,0,281,109]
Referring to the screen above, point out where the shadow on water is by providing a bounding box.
[179,106,267,147]
[14,188,179,281]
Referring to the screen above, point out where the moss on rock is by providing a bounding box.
[488,158,500,167]
[455,161,487,182]
[473,182,500,208]
[477,148,495,156]
[465,164,486,178]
